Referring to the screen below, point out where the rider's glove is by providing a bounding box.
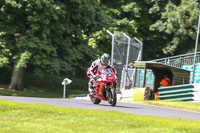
[93,75,99,80]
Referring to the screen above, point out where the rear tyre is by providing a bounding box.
[108,88,117,106]
[144,88,149,101]
[89,94,101,104]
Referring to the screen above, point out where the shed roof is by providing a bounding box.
[135,61,190,72]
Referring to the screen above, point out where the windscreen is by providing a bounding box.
[101,68,112,75]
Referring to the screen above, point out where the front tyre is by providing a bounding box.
[108,88,117,106]
[89,94,101,104]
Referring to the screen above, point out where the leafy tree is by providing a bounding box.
[0,0,107,90]
[99,0,161,60]
[100,0,200,60]
[150,0,199,55]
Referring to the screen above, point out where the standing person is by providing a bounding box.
[160,75,172,87]
[87,53,110,94]
[128,62,135,69]
[125,62,135,89]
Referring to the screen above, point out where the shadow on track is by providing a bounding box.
[96,103,142,110]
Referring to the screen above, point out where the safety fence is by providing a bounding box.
[106,30,143,90]
[158,83,200,101]
[150,52,200,69]
[182,63,200,83]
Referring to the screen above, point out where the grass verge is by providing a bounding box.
[140,100,200,112]
[0,100,200,133]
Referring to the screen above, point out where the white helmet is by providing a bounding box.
[100,53,110,66]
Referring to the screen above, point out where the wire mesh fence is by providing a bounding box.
[106,31,143,90]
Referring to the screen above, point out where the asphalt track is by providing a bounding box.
[0,96,200,121]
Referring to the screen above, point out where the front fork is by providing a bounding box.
[105,83,114,98]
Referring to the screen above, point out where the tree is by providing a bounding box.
[99,0,165,60]
[0,0,107,90]
[100,0,199,60]
[150,0,199,55]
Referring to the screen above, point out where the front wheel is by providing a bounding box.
[107,88,117,106]
[89,94,101,104]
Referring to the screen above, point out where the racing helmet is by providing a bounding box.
[100,53,110,66]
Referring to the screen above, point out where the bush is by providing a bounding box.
[68,77,88,90]
[25,73,88,91]
[0,67,88,91]
[0,67,12,84]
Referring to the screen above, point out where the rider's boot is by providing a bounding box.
[89,87,95,95]
[88,82,95,95]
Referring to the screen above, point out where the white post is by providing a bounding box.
[192,7,200,83]
[134,37,143,61]
[122,33,131,90]
[122,33,131,69]
[63,81,66,98]
[62,78,72,98]
[106,30,115,66]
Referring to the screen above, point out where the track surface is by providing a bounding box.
[1,96,200,121]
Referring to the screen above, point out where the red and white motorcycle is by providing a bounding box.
[88,66,118,106]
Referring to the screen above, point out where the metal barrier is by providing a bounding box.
[158,83,200,101]
[106,30,143,89]
[150,52,200,69]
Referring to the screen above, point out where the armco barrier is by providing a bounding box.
[158,83,200,101]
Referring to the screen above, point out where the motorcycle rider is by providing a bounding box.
[87,53,110,95]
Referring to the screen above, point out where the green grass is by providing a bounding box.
[141,100,200,112]
[0,84,88,98]
[0,100,200,133]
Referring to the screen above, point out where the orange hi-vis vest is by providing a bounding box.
[160,78,172,87]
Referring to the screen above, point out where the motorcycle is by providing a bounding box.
[89,66,118,106]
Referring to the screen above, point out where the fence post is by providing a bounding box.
[134,37,143,61]
[106,30,115,66]
[122,33,131,69]
[192,6,200,83]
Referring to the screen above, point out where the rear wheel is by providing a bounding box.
[89,94,101,104]
[108,88,117,106]
[144,88,149,101]
[144,87,154,100]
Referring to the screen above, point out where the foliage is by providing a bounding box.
[100,0,200,60]
[16,51,31,68]
[0,84,87,98]
[150,0,199,55]
[25,73,88,91]
[0,67,12,84]
[1,0,200,91]
[0,57,9,68]
[0,66,88,94]
[100,0,168,60]
[0,0,107,77]
[0,42,9,67]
